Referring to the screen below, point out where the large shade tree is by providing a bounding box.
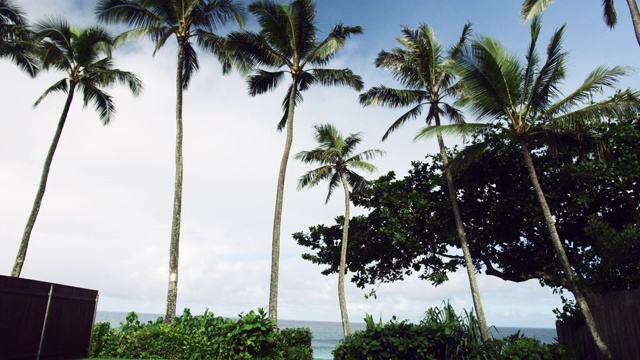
[96,0,245,323]
[12,18,142,277]
[358,23,490,341]
[439,16,640,359]
[0,0,38,76]
[295,123,384,337]
[227,0,363,325]
[521,0,640,47]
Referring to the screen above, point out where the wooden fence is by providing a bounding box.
[0,275,98,360]
[556,288,640,360]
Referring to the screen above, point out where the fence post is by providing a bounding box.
[37,284,54,360]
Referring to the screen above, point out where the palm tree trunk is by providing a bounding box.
[269,78,298,326]
[436,132,490,342]
[165,40,185,324]
[338,173,351,337]
[12,83,76,277]
[626,0,640,47]
[519,139,614,360]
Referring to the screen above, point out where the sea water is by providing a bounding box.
[95,311,557,360]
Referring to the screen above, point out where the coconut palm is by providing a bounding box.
[296,123,384,337]
[359,23,491,341]
[96,0,245,323]
[432,17,640,359]
[227,0,363,325]
[12,18,142,278]
[0,0,38,76]
[521,0,640,47]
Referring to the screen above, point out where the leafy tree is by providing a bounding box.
[12,18,142,277]
[295,123,384,337]
[521,0,640,48]
[295,116,640,313]
[0,0,38,76]
[96,0,245,323]
[437,16,640,359]
[227,0,363,325]
[358,23,490,341]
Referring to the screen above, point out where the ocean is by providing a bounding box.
[95,311,557,360]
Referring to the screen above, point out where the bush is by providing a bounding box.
[332,302,573,360]
[89,308,312,359]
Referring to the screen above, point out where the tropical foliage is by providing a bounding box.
[12,18,142,277]
[227,0,363,325]
[96,0,245,323]
[296,123,383,337]
[0,0,38,76]
[90,308,313,359]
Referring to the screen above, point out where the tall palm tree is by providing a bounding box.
[96,0,245,323]
[296,123,384,337]
[521,0,640,47]
[440,17,640,359]
[12,18,142,278]
[0,0,38,76]
[227,0,363,325]
[359,23,491,341]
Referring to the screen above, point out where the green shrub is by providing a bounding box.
[333,302,573,360]
[89,308,312,359]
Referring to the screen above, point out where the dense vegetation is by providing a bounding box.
[90,308,312,359]
[334,303,572,360]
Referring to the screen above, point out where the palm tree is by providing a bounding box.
[359,23,491,341]
[96,0,245,323]
[12,18,142,278]
[521,0,640,48]
[441,17,640,359]
[296,123,384,337]
[227,0,363,325]
[0,0,38,76]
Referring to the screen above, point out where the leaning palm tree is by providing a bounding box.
[96,0,245,323]
[359,23,491,342]
[227,0,363,325]
[432,17,640,359]
[295,123,384,337]
[0,0,38,76]
[521,0,640,47]
[12,17,142,278]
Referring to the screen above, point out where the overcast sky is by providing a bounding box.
[1,0,637,329]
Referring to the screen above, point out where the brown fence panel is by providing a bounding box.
[0,275,98,360]
[556,289,640,360]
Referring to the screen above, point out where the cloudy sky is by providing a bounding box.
[1,0,637,329]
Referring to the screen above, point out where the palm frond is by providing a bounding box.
[381,104,425,141]
[414,122,491,142]
[33,79,68,107]
[78,81,115,125]
[310,68,363,91]
[521,0,555,21]
[359,86,425,108]
[306,24,362,66]
[548,66,634,117]
[448,139,493,173]
[602,0,617,28]
[248,69,285,96]
[277,83,303,131]
[181,41,199,90]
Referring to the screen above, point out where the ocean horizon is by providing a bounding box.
[95,311,558,360]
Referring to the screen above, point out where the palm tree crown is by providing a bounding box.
[296,124,384,203]
[33,17,143,122]
[96,0,245,88]
[229,0,364,128]
[360,23,469,139]
[0,0,38,76]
